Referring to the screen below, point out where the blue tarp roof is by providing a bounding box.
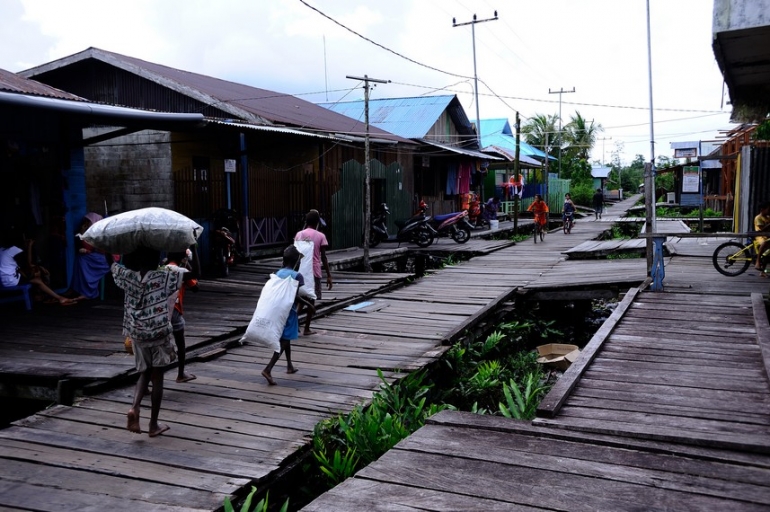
[480,118,554,161]
[318,95,474,139]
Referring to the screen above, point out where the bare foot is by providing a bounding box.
[176,373,196,383]
[148,423,170,438]
[58,298,77,306]
[261,370,276,385]
[303,330,316,336]
[127,409,141,434]
[287,366,298,374]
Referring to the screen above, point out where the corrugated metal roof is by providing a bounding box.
[591,166,612,178]
[0,68,83,101]
[419,139,502,160]
[482,145,541,166]
[207,119,399,145]
[20,47,410,144]
[479,118,550,160]
[0,90,205,132]
[318,95,474,139]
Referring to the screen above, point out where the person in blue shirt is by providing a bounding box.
[262,245,315,385]
[563,193,576,220]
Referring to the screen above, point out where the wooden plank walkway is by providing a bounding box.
[300,198,770,511]
[10,193,756,510]
[0,259,412,393]
[304,410,770,511]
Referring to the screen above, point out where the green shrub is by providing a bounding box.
[224,486,288,512]
[569,182,595,207]
[499,373,550,420]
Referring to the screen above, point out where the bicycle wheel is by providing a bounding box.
[712,241,752,276]
[540,227,545,242]
[533,225,538,244]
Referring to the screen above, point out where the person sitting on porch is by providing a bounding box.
[0,239,76,306]
[70,213,113,301]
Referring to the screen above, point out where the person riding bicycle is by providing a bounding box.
[527,194,549,230]
[562,193,576,228]
[754,201,770,274]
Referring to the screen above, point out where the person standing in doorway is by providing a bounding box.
[294,210,332,335]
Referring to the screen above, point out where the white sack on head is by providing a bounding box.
[81,207,203,253]
[241,273,299,352]
[293,240,316,300]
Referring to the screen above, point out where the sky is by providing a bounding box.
[0,0,735,166]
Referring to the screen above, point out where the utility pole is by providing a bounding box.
[598,136,612,166]
[543,132,550,212]
[346,74,390,272]
[645,0,661,290]
[514,111,521,233]
[548,87,575,178]
[453,11,498,148]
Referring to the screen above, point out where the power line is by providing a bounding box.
[298,0,472,80]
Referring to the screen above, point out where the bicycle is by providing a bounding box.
[563,212,574,234]
[712,236,769,276]
[533,215,547,244]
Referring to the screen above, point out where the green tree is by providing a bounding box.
[563,111,603,161]
[522,113,559,157]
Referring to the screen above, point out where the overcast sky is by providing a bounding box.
[0,0,734,165]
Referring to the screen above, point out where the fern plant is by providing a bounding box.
[224,486,288,512]
[499,373,550,420]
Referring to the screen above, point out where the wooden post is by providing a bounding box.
[514,111,521,233]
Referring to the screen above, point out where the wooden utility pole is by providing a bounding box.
[346,74,389,272]
[514,111,521,233]
[548,87,575,178]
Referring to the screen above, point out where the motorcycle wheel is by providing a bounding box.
[415,228,434,248]
[452,227,471,244]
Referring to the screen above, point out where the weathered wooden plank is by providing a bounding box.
[537,287,639,417]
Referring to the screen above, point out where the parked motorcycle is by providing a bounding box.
[211,208,241,277]
[368,203,435,248]
[429,211,473,243]
[467,195,498,229]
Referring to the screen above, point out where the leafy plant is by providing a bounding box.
[224,486,288,512]
[499,373,550,420]
[313,446,359,485]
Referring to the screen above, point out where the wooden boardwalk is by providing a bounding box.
[5,194,768,510]
[302,201,770,510]
[305,287,770,511]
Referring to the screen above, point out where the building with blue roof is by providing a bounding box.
[319,95,506,215]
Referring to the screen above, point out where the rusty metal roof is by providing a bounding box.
[20,48,411,144]
[0,68,83,100]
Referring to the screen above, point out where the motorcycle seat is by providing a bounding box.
[433,213,460,222]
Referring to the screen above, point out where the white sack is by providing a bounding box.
[241,273,298,352]
[81,207,203,253]
[293,240,316,300]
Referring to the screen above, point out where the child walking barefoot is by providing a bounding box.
[262,245,315,385]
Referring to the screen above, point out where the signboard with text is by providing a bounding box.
[682,166,700,193]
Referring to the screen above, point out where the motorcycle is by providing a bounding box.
[428,211,473,243]
[467,195,498,229]
[211,208,241,277]
[367,203,435,248]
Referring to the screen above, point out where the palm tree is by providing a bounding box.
[564,111,603,161]
[522,113,559,157]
